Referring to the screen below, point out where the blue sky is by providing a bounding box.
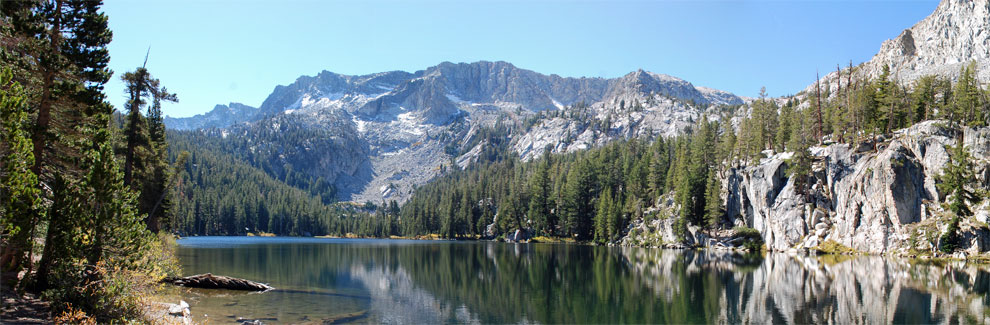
[102,0,938,118]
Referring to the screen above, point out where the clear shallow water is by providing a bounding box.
[175,236,990,324]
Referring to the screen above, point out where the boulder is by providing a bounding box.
[168,300,190,317]
[506,228,532,242]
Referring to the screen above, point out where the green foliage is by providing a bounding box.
[1,1,184,321]
[815,240,860,255]
[732,227,764,252]
[703,171,722,228]
[526,154,554,235]
[167,130,371,236]
[939,216,962,254]
[785,109,814,196]
[937,136,980,217]
[952,62,983,128]
[0,68,40,277]
[121,66,179,232]
[563,158,597,239]
[749,87,779,151]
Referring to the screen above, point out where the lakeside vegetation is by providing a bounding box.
[1,1,179,321]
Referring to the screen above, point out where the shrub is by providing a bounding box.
[733,227,764,252]
[42,233,179,323]
[939,216,962,253]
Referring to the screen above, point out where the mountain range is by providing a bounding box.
[166,61,745,203]
[166,0,990,205]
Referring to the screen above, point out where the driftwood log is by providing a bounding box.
[164,273,272,291]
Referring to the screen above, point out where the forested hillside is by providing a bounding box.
[167,130,372,236]
[399,63,990,243]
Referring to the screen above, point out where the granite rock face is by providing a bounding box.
[866,0,990,83]
[811,0,990,96]
[725,121,990,254]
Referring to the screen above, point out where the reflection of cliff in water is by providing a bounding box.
[178,239,990,324]
[618,248,990,324]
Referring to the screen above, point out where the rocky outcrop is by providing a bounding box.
[811,0,990,96]
[725,121,990,254]
[865,0,990,83]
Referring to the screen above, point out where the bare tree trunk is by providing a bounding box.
[836,64,843,143]
[847,61,855,144]
[815,70,823,144]
[886,87,896,134]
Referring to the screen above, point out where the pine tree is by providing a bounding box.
[911,75,939,123]
[0,68,41,278]
[562,159,595,239]
[121,65,178,232]
[787,109,814,196]
[527,158,553,236]
[875,64,901,134]
[937,136,980,217]
[777,102,794,151]
[952,61,982,127]
[78,122,149,269]
[30,0,118,292]
[497,190,521,235]
[702,171,722,228]
[593,187,612,244]
[648,137,670,198]
[752,87,779,151]
[607,191,623,242]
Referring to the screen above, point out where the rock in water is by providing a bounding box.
[168,300,190,317]
[165,273,273,291]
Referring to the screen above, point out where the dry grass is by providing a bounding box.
[815,240,862,255]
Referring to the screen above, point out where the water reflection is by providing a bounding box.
[176,237,990,324]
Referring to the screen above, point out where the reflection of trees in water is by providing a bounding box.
[180,241,990,324]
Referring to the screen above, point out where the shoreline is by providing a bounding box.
[177,234,990,264]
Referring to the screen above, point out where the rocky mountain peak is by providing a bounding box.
[865,0,990,83]
[804,0,989,97]
[608,70,703,102]
[163,102,259,130]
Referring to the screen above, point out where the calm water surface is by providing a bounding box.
[175,237,990,324]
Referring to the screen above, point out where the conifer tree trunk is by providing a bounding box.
[30,0,61,179]
[32,0,64,292]
[815,71,823,144]
[886,87,896,134]
[123,70,146,187]
[848,61,855,143]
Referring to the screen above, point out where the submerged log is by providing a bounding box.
[164,273,272,291]
[323,310,368,324]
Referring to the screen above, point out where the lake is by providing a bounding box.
[174,237,990,324]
